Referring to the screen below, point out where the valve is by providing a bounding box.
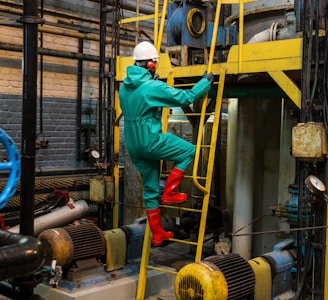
[0,128,20,210]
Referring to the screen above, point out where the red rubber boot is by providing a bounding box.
[161,168,187,205]
[147,208,173,246]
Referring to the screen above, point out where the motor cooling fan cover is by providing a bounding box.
[175,261,228,300]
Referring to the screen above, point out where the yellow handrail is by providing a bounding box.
[156,0,169,52]
[192,0,223,193]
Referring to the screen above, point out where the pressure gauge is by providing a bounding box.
[305,175,326,196]
[90,149,100,159]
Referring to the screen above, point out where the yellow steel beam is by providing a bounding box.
[119,13,162,24]
[238,0,245,73]
[116,38,302,106]
[156,0,168,52]
[225,38,302,74]
[268,71,301,108]
[116,38,302,81]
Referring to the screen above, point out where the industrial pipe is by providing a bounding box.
[9,200,90,236]
[20,0,39,237]
[247,21,296,44]
[232,100,256,260]
[0,230,45,280]
[0,42,108,62]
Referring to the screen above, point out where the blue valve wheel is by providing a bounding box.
[0,129,20,210]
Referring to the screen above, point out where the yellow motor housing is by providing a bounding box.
[175,261,228,300]
[175,253,256,300]
[248,257,272,300]
[103,228,127,272]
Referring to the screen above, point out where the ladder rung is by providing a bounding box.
[184,174,206,180]
[161,174,206,180]
[161,167,207,176]
[167,237,198,246]
[173,81,218,88]
[168,112,214,117]
[159,205,202,213]
[145,265,178,275]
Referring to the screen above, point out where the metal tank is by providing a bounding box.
[227,0,296,43]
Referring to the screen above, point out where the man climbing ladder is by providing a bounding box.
[118,41,214,246]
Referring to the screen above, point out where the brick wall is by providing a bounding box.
[0,0,155,170]
[0,1,106,170]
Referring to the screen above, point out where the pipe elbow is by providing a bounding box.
[0,231,45,280]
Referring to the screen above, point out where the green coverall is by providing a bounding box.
[119,65,211,209]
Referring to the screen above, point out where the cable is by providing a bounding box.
[289,203,314,300]
[309,0,320,122]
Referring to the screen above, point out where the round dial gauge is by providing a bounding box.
[90,149,100,159]
[305,175,326,196]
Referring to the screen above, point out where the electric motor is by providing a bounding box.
[38,223,105,269]
[175,253,255,300]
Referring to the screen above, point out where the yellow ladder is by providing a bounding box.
[136,66,226,299]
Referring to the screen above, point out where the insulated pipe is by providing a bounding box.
[232,100,256,260]
[247,22,295,44]
[9,200,89,237]
[226,99,238,236]
[0,230,45,280]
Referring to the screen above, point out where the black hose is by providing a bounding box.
[289,199,314,300]
[309,0,319,122]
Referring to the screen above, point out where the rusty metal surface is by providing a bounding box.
[292,122,328,161]
[231,0,294,16]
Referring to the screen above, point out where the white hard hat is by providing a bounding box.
[132,41,159,61]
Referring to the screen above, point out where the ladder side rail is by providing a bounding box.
[136,2,170,298]
[195,67,226,261]
[192,0,223,192]
[154,0,159,46]
[136,223,153,300]
[156,0,169,52]
[192,95,209,193]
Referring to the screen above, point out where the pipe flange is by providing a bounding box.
[186,8,205,38]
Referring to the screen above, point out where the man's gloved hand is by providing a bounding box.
[202,71,214,85]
